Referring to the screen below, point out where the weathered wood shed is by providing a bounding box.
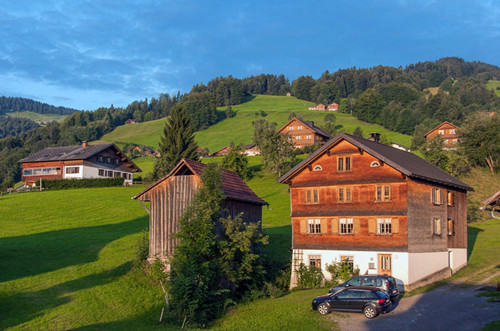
[133,159,268,262]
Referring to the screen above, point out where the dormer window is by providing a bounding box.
[370,161,380,167]
[313,165,322,171]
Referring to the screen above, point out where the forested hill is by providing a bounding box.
[0,96,78,115]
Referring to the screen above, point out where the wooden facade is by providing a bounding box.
[424,121,460,148]
[133,159,267,263]
[279,133,472,289]
[278,117,331,149]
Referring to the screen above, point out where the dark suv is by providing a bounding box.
[329,274,399,301]
[312,286,391,318]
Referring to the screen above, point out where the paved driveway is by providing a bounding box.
[334,283,500,331]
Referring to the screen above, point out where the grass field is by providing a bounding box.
[6,111,68,123]
[486,80,500,97]
[95,95,412,155]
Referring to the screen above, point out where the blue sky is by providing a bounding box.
[1,0,499,110]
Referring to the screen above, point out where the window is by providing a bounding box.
[98,155,104,163]
[341,256,354,271]
[313,165,322,171]
[339,218,353,234]
[345,275,361,286]
[98,169,105,176]
[452,139,458,144]
[443,139,449,145]
[438,129,444,135]
[375,185,391,202]
[288,126,293,131]
[308,219,321,234]
[105,157,111,164]
[306,189,319,204]
[23,167,60,176]
[338,187,352,203]
[114,158,119,165]
[296,136,301,140]
[447,191,454,206]
[65,167,80,174]
[433,218,442,235]
[449,129,456,134]
[114,172,121,177]
[370,161,380,167]
[309,255,321,268]
[377,218,392,234]
[297,125,303,130]
[447,219,455,236]
[306,135,311,139]
[338,156,351,172]
[432,188,442,205]
[107,171,113,178]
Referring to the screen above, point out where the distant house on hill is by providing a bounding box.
[327,102,339,111]
[390,142,411,152]
[18,142,141,186]
[211,146,231,157]
[125,119,138,124]
[133,159,268,263]
[278,117,331,149]
[278,132,473,290]
[240,144,261,156]
[482,190,500,219]
[308,104,327,111]
[424,121,460,149]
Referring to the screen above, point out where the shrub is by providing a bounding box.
[41,177,124,190]
[326,261,360,284]
[296,263,324,288]
[134,230,149,263]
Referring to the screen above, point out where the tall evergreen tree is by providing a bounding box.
[153,106,198,179]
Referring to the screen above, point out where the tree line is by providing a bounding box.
[0,117,40,139]
[0,96,77,115]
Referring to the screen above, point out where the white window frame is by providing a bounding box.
[339,218,354,234]
[308,219,321,234]
[377,218,392,235]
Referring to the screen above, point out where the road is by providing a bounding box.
[334,282,500,331]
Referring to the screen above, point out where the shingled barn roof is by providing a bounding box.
[133,159,268,205]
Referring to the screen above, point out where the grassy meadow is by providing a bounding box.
[486,80,500,97]
[96,94,412,154]
[6,111,68,123]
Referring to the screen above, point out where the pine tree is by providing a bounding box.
[153,105,198,179]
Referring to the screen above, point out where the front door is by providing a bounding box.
[378,254,392,276]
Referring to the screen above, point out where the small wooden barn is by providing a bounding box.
[133,159,268,262]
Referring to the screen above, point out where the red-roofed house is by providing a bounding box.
[327,102,339,111]
[424,121,460,149]
[308,104,327,111]
[133,159,268,263]
[278,117,331,149]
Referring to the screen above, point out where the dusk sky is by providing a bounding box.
[1,0,500,110]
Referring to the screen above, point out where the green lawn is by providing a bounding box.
[132,155,156,176]
[486,80,500,97]
[93,94,412,155]
[6,111,68,123]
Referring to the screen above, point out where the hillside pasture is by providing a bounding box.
[6,111,68,123]
[486,80,500,97]
[93,95,412,156]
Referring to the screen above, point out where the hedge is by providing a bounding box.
[41,177,125,190]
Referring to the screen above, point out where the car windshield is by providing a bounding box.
[347,277,361,286]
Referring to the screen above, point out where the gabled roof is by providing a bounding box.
[278,133,473,191]
[483,190,500,207]
[424,121,460,138]
[278,117,331,139]
[241,144,257,149]
[18,143,141,172]
[133,159,268,205]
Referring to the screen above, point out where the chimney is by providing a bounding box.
[369,133,381,143]
[82,141,88,148]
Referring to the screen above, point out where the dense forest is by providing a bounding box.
[0,117,40,139]
[0,96,78,115]
[1,57,500,188]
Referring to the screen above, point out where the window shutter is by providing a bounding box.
[300,219,307,234]
[392,218,399,234]
[353,218,360,233]
[368,219,376,233]
[331,218,338,233]
[321,219,328,234]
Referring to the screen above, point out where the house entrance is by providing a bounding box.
[378,254,392,275]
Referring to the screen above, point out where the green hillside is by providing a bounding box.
[6,111,68,123]
[96,94,412,154]
[486,80,500,97]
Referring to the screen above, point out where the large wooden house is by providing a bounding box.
[424,121,460,149]
[18,142,141,186]
[278,117,331,149]
[278,133,473,290]
[133,159,268,263]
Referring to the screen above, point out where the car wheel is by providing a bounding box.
[317,303,330,315]
[363,305,378,319]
